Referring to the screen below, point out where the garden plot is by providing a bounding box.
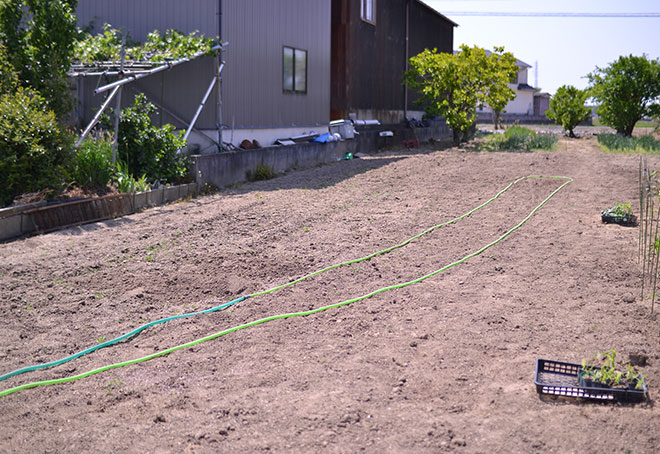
[1,133,660,453]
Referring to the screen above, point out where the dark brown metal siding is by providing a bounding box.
[331,0,455,116]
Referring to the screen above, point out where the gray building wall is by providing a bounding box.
[75,0,331,145]
[222,0,331,129]
[76,0,218,41]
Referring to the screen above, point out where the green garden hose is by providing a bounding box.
[0,175,572,397]
[0,175,530,383]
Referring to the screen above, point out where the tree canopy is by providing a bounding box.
[546,85,591,138]
[587,54,660,137]
[404,45,518,144]
[0,0,79,119]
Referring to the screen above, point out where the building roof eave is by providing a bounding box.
[414,0,459,27]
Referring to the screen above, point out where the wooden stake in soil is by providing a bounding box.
[652,203,660,313]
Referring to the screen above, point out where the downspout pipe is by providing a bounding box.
[217,0,223,151]
[404,0,409,122]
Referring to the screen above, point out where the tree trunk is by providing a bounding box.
[492,110,502,130]
[452,128,462,145]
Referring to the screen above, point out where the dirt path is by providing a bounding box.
[1,134,659,453]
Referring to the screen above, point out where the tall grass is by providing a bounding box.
[598,134,660,153]
[69,135,114,189]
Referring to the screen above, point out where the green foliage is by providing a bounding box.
[0,42,18,94]
[246,163,276,181]
[588,55,660,137]
[581,350,645,390]
[0,87,70,206]
[69,134,114,189]
[74,24,218,64]
[404,45,518,144]
[610,202,632,216]
[481,126,557,152]
[0,0,79,119]
[114,94,188,183]
[546,85,591,138]
[597,134,660,153]
[113,161,150,193]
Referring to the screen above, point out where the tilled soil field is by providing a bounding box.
[1,132,660,453]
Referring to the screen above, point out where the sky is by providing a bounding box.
[424,0,660,95]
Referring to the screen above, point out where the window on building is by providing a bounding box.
[361,0,375,24]
[283,46,307,93]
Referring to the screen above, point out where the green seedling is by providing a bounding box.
[105,377,123,395]
[581,350,645,390]
[97,335,106,344]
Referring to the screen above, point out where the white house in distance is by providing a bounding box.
[478,52,550,121]
[507,58,536,115]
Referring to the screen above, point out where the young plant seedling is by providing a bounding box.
[581,350,645,390]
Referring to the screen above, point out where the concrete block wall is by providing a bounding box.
[192,121,452,189]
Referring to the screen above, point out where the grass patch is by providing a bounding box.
[246,163,276,181]
[480,126,558,152]
[597,134,660,153]
[593,117,659,129]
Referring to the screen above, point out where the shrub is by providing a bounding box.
[114,94,188,183]
[588,55,660,137]
[0,87,70,207]
[0,0,79,119]
[69,135,114,189]
[546,85,591,138]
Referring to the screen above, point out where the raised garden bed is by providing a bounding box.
[0,183,198,241]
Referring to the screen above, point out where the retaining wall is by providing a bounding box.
[192,121,452,189]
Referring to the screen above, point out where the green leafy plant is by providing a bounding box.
[404,45,518,145]
[581,350,645,390]
[546,85,591,138]
[588,54,660,137]
[112,94,188,183]
[74,24,218,64]
[69,134,114,189]
[0,0,79,119]
[0,87,71,207]
[481,126,557,152]
[612,202,632,216]
[113,161,150,194]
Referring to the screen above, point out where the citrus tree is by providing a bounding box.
[404,45,518,144]
[587,55,660,137]
[546,85,591,138]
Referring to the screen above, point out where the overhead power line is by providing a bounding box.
[442,12,660,18]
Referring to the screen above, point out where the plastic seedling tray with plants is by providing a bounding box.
[535,350,648,403]
[601,202,637,226]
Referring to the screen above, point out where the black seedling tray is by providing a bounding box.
[535,359,648,403]
[601,212,637,226]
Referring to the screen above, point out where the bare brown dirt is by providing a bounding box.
[1,132,660,453]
